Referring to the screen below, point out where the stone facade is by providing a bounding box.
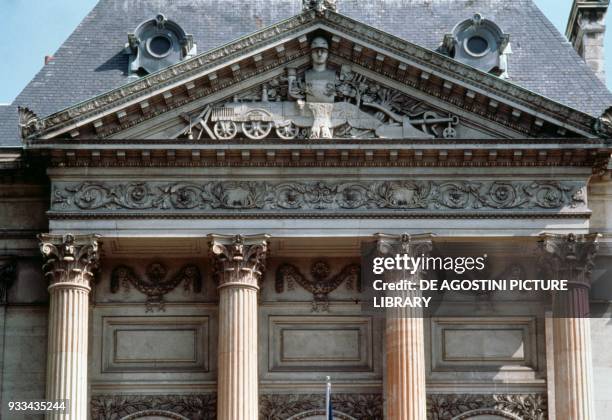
[1,1,612,420]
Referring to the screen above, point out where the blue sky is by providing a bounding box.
[0,0,609,104]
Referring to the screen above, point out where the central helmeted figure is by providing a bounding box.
[303,36,335,138]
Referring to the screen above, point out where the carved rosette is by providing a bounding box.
[208,234,270,290]
[38,233,101,290]
[52,180,587,214]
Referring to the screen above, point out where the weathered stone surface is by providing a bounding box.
[51,180,587,213]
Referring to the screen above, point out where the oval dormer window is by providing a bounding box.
[442,14,509,77]
[147,35,173,58]
[126,14,196,77]
[466,35,489,56]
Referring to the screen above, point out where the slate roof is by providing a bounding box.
[1,0,612,146]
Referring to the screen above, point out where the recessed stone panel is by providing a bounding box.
[269,316,372,372]
[431,317,537,371]
[102,316,209,373]
[443,328,525,361]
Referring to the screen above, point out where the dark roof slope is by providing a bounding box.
[2,0,611,146]
[0,105,18,147]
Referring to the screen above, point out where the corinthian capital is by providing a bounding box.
[208,234,270,289]
[38,233,101,288]
[538,232,601,287]
[375,233,434,257]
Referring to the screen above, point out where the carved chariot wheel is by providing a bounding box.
[275,122,299,140]
[213,120,237,140]
[242,120,272,140]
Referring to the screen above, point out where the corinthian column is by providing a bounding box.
[209,234,269,420]
[376,233,433,420]
[539,233,600,420]
[38,233,100,420]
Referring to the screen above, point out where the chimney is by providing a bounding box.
[44,55,54,65]
[566,0,609,83]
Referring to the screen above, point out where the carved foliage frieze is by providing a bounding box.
[275,260,360,311]
[52,180,586,215]
[260,393,383,420]
[90,394,216,420]
[110,262,202,311]
[427,393,547,420]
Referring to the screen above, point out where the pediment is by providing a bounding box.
[19,8,609,142]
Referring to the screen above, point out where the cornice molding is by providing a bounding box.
[28,138,611,170]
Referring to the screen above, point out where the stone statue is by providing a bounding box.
[302,37,335,138]
[303,0,338,14]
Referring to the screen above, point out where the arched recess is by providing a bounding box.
[286,409,358,420]
[452,408,523,420]
[119,410,191,420]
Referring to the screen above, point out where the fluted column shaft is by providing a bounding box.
[209,234,269,420]
[39,233,100,420]
[540,233,600,420]
[377,233,432,420]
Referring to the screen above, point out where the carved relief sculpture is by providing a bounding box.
[193,35,460,140]
[276,260,360,311]
[110,262,202,311]
[53,180,587,213]
[91,394,217,420]
[427,393,547,420]
[260,393,383,420]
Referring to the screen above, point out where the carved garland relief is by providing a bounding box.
[275,260,360,311]
[110,262,202,311]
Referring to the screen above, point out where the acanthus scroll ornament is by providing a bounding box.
[427,393,547,420]
[38,233,101,288]
[260,393,382,420]
[110,262,202,311]
[208,234,270,289]
[275,260,360,312]
[91,394,216,420]
[52,180,587,214]
[538,232,600,288]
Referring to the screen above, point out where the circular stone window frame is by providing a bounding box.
[146,33,174,59]
[462,32,494,58]
[464,35,490,57]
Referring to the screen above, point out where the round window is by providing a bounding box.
[466,36,489,56]
[147,35,172,57]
